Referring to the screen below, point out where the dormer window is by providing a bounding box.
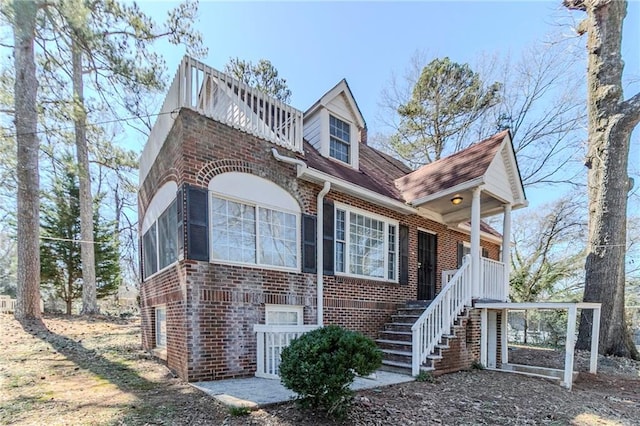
[329,115,350,163]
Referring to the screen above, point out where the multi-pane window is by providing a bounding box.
[211,195,298,269]
[266,305,303,326]
[329,115,350,163]
[335,206,397,280]
[158,200,177,270]
[155,306,167,348]
[388,225,397,280]
[142,223,158,279]
[142,200,178,280]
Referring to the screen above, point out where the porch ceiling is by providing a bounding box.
[416,189,506,224]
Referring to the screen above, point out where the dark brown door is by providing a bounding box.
[417,231,437,300]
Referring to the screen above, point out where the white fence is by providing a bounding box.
[481,257,507,301]
[140,56,304,183]
[0,297,44,314]
[411,255,473,376]
[254,324,320,379]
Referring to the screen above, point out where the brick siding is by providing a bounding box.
[139,108,503,381]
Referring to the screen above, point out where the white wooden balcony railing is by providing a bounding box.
[140,56,304,183]
[481,257,507,301]
[254,324,320,379]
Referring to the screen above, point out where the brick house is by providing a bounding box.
[138,57,527,382]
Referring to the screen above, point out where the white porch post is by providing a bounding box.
[502,204,512,302]
[563,305,578,390]
[590,307,601,374]
[480,308,488,367]
[471,187,482,298]
[501,308,509,366]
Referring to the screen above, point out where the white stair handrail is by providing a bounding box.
[411,254,473,376]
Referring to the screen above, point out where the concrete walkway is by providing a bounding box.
[192,370,414,408]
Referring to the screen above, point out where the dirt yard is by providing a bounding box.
[1,314,638,425]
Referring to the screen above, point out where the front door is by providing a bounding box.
[417,231,437,300]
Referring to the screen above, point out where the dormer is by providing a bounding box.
[303,79,366,170]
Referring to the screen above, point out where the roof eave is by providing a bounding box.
[409,177,485,207]
[299,167,415,215]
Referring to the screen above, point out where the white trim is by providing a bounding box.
[453,223,503,245]
[209,193,301,272]
[142,181,178,234]
[417,227,437,235]
[142,197,179,281]
[334,202,399,283]
[410,177,485,207]
[155,305,167,348]
[209,172,299,213]
[300,167,415,214]
[265,304,304,326]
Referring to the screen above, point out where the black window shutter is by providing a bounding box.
[482,247,489,259]
[322,200,334,275]
[186,185,209,261]
[457,242,464,268]
[176,187,184,258]
[302,214,317,273]
[139,235,145,281]
[399,225,409,285]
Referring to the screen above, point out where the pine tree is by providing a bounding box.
[40,163,120,314]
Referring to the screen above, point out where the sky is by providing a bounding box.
[138,0,639,137]
[135,0,640,210]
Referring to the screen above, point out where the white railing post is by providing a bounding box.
[256,329,265,377]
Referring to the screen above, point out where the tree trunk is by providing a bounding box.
[72,41,98,315]
[523,311,529,345]
[568,0,640,359]
[12,0,41,321]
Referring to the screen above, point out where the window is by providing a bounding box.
[155,306,167,348]
[329,115,350,163]
[158,200,177,270]
[142,200,178,280]
[265,304,303,325]
[335,205,397,280]
[142,223,158,279]
[211,195,298,269]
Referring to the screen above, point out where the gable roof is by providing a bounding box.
[303,140,410,200]
[395,131,508,204]
[304,79,366,129]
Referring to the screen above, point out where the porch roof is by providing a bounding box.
[301,130,527,225]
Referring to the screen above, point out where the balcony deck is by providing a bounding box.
[140,56,304,184]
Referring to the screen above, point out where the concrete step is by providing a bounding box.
[384,322,413,332]
[396,307,427,316]
[391,314,421,323]
[378,330,412,342]
[382,348,412,357]
[376,339,412,352]
[381,359,435,373]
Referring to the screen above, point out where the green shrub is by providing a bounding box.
[279,325,382,417]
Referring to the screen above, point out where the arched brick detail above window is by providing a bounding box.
[196,159,306,211]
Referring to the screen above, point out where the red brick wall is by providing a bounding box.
[139,108,504,381]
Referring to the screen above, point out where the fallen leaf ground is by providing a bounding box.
[0,314,638,425]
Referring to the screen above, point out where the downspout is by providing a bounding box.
[316,182,331,326]
[271,148,330,326]
[271,148,307,171]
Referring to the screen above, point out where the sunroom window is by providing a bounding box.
[329,115,350,163]
[335,205,397,280]
[211,196,298,269]
[142,199,178,280]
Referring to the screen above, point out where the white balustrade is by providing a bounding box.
[140,56,304,183]
[411,255,473,376]
[254,324,320,379]
[481,257,507,301]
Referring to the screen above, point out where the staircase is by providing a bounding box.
[378,255,474,376]
[377,301,468,374]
